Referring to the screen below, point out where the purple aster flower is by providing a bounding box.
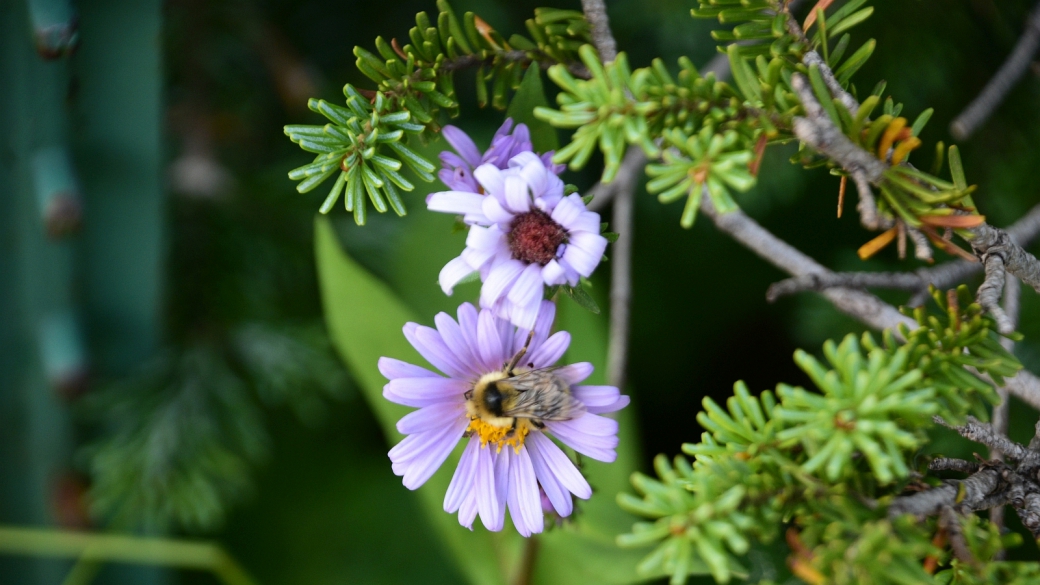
[427,152,608,330]
[437,118,564,194]
[379,301,629,536]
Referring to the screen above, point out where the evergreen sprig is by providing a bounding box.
[286,89,429,225]
[617,289,1023,583]
[285,0,592,224]
[865,285,1021,422]
[535,47,787,226]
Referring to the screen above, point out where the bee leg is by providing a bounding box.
[506,330,536,374]
[464,389,473,400]
[531,420,545,430]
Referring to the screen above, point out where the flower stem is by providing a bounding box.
[511,535,540,585]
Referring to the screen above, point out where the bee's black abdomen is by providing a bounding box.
[484,382,504,417]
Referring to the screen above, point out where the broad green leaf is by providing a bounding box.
[507,65,560,153]
[315,216,516,585]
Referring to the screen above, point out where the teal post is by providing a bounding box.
[0,0,166,582]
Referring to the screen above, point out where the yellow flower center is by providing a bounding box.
[467,417,531,453]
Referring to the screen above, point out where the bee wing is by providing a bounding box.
[501,369,586,421]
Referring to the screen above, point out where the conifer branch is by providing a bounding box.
[790,51,1040,317]
[950,1,1040,140]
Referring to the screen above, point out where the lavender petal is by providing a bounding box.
[397,401,467,434]
[528,432,592,500]
[445,436,480,513]
[442,125,483,167]
[378,357,440,380]
[400,417,469,489]
[527,331,570,369]
[439,256,476,296]
[555,362,594,385]
[384,377,469,406]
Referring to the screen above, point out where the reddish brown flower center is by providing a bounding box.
[507,210,567,265]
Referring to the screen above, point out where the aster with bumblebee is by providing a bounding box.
[291,0,1040,582]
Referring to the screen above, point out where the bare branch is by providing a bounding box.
[889,467,1003,517]
[1012,491,1040,538]
[768,202,1040,302]
[939,506,975,564]
[991,275,1021,447]
[586,148,646,213]
[906,226,932,262]
[802,51,859,113]
[934,416,1035,463]
[930,457,981,474]
[977,254,1013,333]
[970,220,1040,295]
[950,1,1040,139]
[580,0,617,63]
[991,273,1021,546]
[1003,370,1040,411]
[700,192,916,332]
[606,147,643,390]
[766,270,928,302]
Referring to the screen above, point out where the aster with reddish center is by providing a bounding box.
[379,301,629,536]
[437,118,564,194]
[427,151,608,330]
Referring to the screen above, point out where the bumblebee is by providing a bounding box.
[465,334,585,433]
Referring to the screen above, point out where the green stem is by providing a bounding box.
[0,526,259,585]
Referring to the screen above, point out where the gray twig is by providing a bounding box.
[1013,492,1040,538]
[605,147,642,390]
[930,457,980,474]
[1003,370,1040,411]
[977,253,1013,334]
[699,191,915,333]
[950,1,1040,140]
[889,467,1002,517]
[934,415,1035,463]
[970,220,1040,296]
[906,226,932,262]
[766,270,928,302]
[580,0,617,63]
[991,272,1021,549]
[802,51,860,113]
[586,149,646,213]
[939,505,975,563]
[767,202,1040,303]
[578,0,634,394]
